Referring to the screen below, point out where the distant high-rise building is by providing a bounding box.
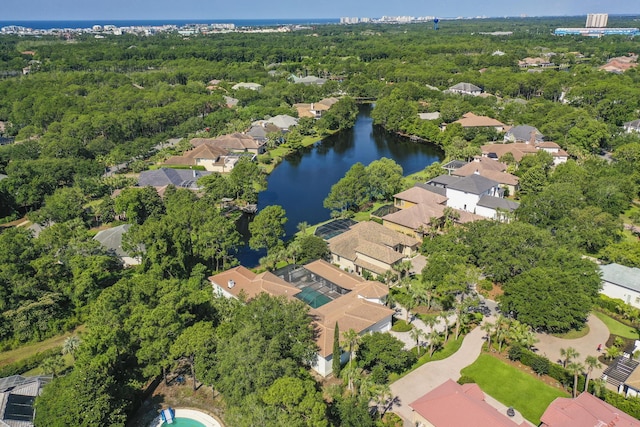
[586,13,608,28]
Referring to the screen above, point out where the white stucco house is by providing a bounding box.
[600,263,640,308]
[443,174,502,213]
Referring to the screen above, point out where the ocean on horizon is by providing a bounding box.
[0,18,339,30]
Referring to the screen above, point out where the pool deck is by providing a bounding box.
[152,408,222,427]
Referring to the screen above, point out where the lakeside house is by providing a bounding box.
[208,259,394,377]
[294,97,340,119]
[326,221,419,278]
[450,112,507,132]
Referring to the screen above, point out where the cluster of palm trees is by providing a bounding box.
[560,346,602,398]
[481,315,537,354]
[40,335,81,378]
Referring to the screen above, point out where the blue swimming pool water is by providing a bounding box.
[163,417,206,427]
[295,286,332,308]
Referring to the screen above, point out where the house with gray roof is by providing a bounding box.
[504,125,544,143]
[0,375,51,427]
[476,195,519,220]
[624,119,640,133]
[447,82,482,96]
[137,168,211,190]
[427,174,506,218]
[290,75,327,85]
[600,263,640,308]
[265,115,299,131]
[93,224,141,266]
[231,82,262,91]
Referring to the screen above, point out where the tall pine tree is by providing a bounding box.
[332,322,341,377]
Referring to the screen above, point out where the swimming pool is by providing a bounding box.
[295,286,332,308]
[153,408,221,427]
[163,418,205,427]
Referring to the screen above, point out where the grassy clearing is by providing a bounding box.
[461,354,569,425]
[551,325,590,339]
[594,311,639,339]
[0,326,85,368]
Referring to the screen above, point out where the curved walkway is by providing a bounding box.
[389,325,486,423]
[533,313,610,377]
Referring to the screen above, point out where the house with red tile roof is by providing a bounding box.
[208,259,394,377]
[540,392,640,427]
[409,379,530,427]
[450,112,507,132]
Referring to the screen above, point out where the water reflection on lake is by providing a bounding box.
[237,103,444,267]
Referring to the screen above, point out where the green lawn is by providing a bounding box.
[0,326,84,368]
[461,354,569,425]
[594,311,639,339]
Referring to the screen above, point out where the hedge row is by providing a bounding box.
[509,344,585,392]
[0,346,62,378]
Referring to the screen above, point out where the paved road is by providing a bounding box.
[533,313,609,377]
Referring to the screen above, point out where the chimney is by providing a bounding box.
[474,169,480,175]
[227,279,235,289]
[529,130,536,145]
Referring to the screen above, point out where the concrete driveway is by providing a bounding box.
[533,313,610,377]
[389,326,485,422]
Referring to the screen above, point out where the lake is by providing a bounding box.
[237,103,443,266]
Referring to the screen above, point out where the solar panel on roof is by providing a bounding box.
[5,394,35,421]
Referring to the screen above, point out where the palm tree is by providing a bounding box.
[591,378,607,398]
[605,345,621,361]
[62,335,81,361]
[428,330,443,358]
[560,347,580,368]
[40,355,64,378]
[584,355,602,393]
[405,295,416,323]
[410,327,424,355]
[441,313,451,343]
[341,329,361,370]
[393,260,413,282]
[567,361,585,398]
[340,363,363,393]
[481,321,495,351]
[371,383,393,418]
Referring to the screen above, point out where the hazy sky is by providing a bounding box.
[2,0,637,21]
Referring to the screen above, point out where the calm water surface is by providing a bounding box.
[237,104,443,266]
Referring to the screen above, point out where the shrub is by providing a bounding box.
[391,319,412,332]
[508,344,523,361]
[457,375,476,384]
[479,279,493,292]
[531,357,550,376]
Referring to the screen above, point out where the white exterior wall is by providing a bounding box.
[601,281,640,309]
[312,350,350,377]
[475,205,497,219]
[312,319,392,377]
[212,282,236,300]
[445,188,481,212]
